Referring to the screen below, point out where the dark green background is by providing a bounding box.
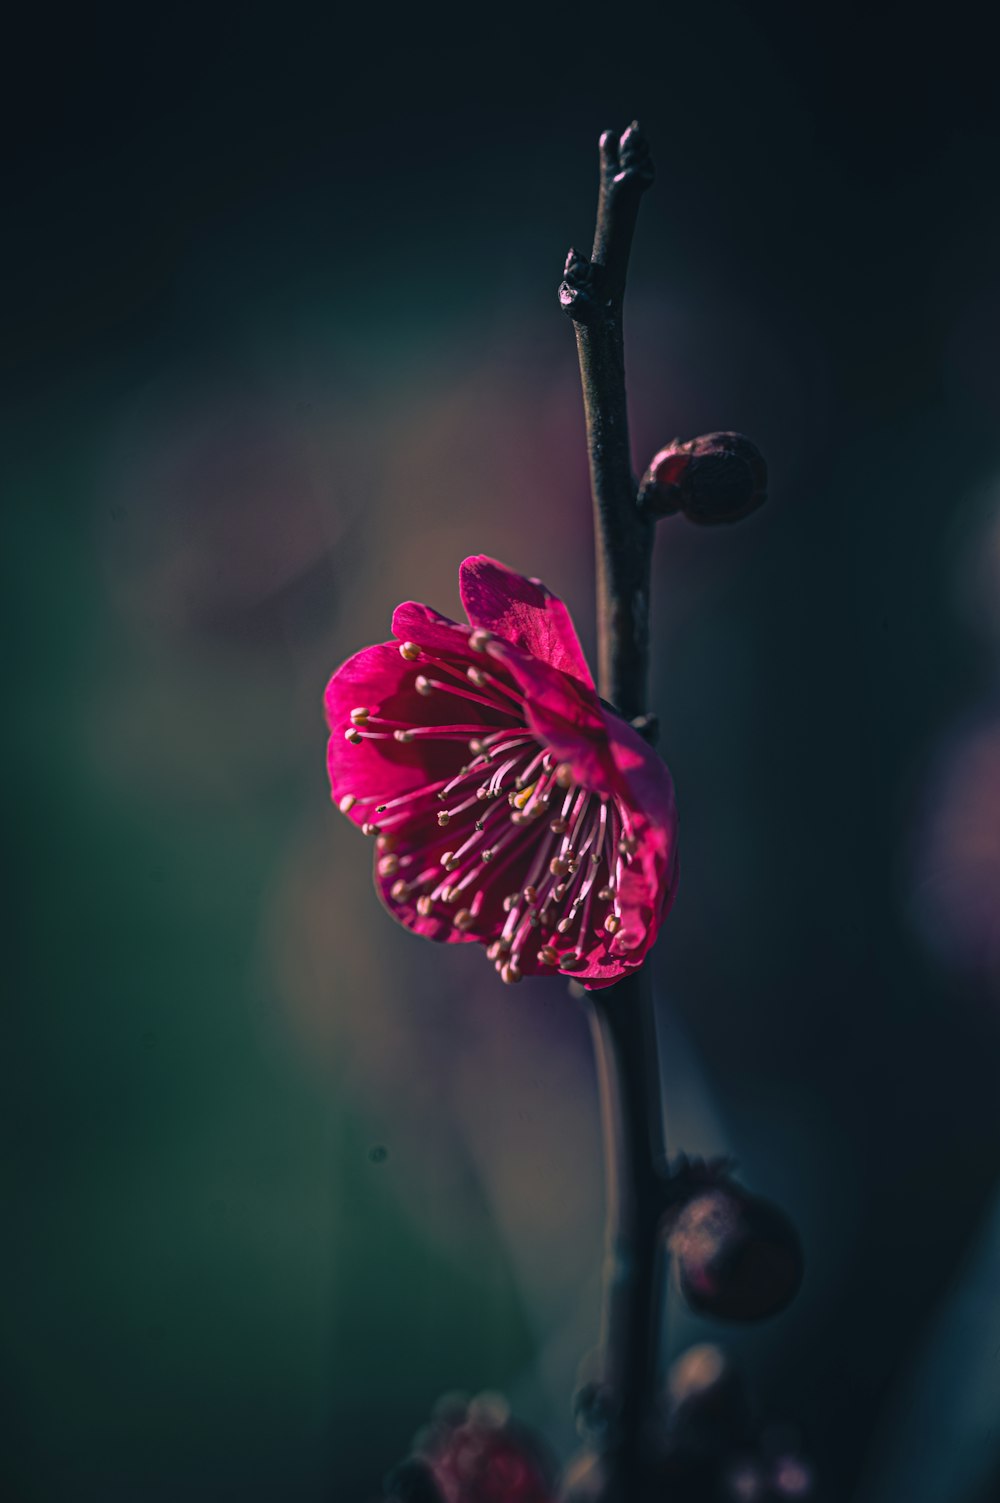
[5,4,1000,1500]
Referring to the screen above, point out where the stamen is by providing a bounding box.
[399,641,420,661]
[350,707,370,725]
[338,794,356,814]
[345,726,362,745]
[414,674,433,696]
[500,961,522,985]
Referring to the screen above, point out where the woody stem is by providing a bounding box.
[561,125,670,1501]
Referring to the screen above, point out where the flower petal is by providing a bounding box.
[460,555,595,689]
[391,600,472,659]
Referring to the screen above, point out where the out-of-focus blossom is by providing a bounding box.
[324,556,678,988]
[385,1392,555,1503]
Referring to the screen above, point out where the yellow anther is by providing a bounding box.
[512,781,537,810]
[604,913,622,936]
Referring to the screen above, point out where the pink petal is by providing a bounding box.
[602,709,679,847]
[324,642,486,829]
[483,636,609,790]
[460,555,595,689]
[391,600,473,659]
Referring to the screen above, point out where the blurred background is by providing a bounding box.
[4,3,1000,1499]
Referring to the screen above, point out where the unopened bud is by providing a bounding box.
[639,432,767,525]
[666,1182,803,1321]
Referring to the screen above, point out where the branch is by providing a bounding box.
[559,122,655,722]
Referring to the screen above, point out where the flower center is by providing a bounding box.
[338,641,639,980]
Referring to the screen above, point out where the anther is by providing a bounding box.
[414,675,433,697]
[338,794,357,814]
[477,786,490,800]
[361,822,379,836]
[469,629,492,652]
[481,848,495,862]
[501,962,522,985]
[538,945,558,966]
[550,857,569,878]
[378,854,400,877]
[437,810,451,826]
[550,818,568,834]
[561,952,586,971]
[469,738,487,757]
[555,763,574,788]
[523,885,538,903]
[453,909,474,931]
[375,833,396,853]
[399,641,420,661]
[416,895,433,916]
[393,729,414,743]
[349,707,370,725]
[604,913,622,936]
[598,887,614,902]
[441,852,460,871]
[467,666,487,688]
[345,726,362,745]
[390,879,410,901]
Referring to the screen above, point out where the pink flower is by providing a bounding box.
[324,556,678,988]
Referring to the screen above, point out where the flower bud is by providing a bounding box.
[638,432,767,524]
[666,1183,803,1321]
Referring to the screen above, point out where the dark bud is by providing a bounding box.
[559,248,600,323]
[572,1379,617,1442]
[638,432,767,524]
[665,1182,803,1322]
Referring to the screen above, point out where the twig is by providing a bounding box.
[561,123,670,1502]
[560,122,655,723]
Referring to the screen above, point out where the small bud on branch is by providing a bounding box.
[638,432,768,525]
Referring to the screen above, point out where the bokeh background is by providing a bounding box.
[5,3,1000,1499]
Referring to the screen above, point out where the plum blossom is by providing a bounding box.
[325,556,678,988]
